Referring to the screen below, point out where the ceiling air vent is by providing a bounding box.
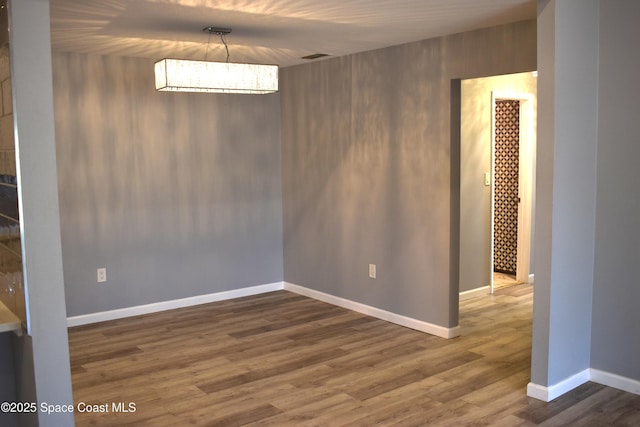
[301,53,330,60]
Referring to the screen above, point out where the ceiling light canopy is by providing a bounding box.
[154,27,278,94]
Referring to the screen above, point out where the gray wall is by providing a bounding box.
[281,20,536,328]
[530,0,555,386]
[52,52,283,317]
[10,0,74,425]
[591,0,640,381]
[531,0,599,387]
[460,73,537,293]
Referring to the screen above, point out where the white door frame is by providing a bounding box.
[490,91,535,293]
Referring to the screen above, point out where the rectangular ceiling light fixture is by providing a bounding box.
[154,59,279,94]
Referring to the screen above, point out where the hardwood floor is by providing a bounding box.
[493,272,522,290]
[68,285,640,426]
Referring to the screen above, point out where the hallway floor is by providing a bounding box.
[493,271,522,290]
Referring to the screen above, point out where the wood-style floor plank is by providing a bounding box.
[68,284,640,426]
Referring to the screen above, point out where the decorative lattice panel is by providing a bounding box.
[494,100,519,274]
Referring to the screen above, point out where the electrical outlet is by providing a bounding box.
[97,268,107,283]
[368,264,377,279]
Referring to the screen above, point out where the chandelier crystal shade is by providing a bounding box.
[154,59,278,94]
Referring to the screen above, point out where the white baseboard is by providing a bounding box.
[526,382,551,402]
[527,369,590,402]
[528,273,535,284]
[527,368,640,402]
[67,282,284,327]
[284,282,460,339]
[459,286,490,301]
[591,369,640,395]
[66,281,460,339]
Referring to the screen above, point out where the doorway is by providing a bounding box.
[490,91,535,293]
[458,72,537,301]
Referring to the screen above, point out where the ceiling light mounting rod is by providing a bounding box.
[204,26,231,62]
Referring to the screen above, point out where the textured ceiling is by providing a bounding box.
[50,0,536,68]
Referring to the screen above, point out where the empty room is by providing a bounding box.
[1,0,639,426]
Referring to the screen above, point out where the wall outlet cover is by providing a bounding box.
[368,264,377,279]
[97,268,107,283]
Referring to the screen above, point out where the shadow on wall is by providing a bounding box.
[52,52,284,316]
